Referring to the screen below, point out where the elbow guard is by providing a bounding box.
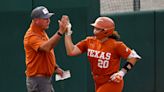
[128,49,141,59]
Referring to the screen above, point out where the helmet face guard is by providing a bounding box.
[91,17,115,40]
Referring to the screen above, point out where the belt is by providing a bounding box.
[93,72,116,78]
[28,74,51,78]
[35,74,47,77]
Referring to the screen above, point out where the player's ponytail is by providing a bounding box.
[108,31,120,40]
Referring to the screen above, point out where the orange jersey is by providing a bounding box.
[24,24,56,77]
[76,36,131,90]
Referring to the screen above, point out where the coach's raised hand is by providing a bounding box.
[58,15,69,34]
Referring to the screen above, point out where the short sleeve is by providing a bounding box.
[116,42,131,59]
[28,35,46,52]
[76,38,88,53]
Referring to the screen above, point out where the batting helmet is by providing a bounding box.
[91,17,115,39]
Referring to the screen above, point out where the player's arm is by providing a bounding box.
[39,15,68,52]
[121,54,139,74]
[110,50,141,83]
[64,22,82,56]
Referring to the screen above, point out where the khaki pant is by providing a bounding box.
[26,76,54,92]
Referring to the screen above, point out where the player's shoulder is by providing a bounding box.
[115,40,128,48]
[85,36,96,41]
[110,39,124,46]
[86,36,95,39]
[116,40,123,44]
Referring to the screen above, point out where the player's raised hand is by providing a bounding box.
[65,20,73,36]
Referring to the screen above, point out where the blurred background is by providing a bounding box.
[0,0,164,92]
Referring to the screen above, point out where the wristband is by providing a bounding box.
[57,31,63,36]
[123,62,134,72]
[65,30,73,36]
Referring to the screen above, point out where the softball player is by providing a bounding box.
[64,17,141,92]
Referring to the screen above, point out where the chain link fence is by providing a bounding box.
[100,0,164,14]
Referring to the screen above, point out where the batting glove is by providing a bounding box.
[110,70,125,83]
[65,23,73,35]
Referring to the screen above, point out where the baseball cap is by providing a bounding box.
[31,6,54,19]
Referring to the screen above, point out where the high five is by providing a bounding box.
[64,16,141,92]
